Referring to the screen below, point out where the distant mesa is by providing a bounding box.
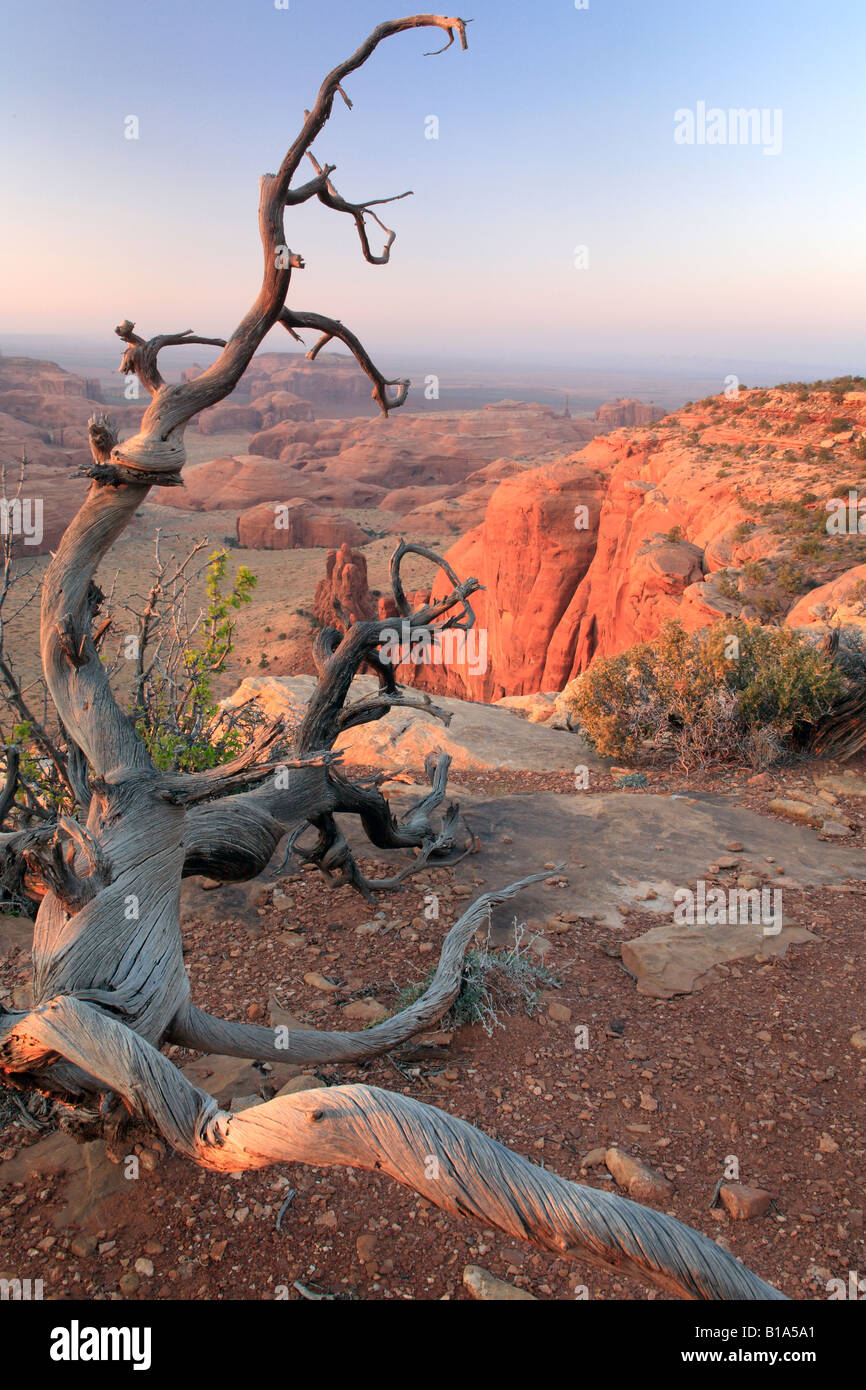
[236,498,368,551]
[160,398,602,525]
[195,391,315,437]
[159,454,387,513]
[0,355,142,555]
[183,351,373,423]
[594,398,666,429]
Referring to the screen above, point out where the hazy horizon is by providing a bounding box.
[6,330,855,418]
[2,0,864,378]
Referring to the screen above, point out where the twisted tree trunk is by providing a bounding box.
[0,14,786,1300]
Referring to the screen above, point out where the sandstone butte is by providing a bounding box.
[235,498,368,552]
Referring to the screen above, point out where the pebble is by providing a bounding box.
[342,998,388,1023]
[605,1147,673,1202]
[356,1232,378,1263]
[547,1001,572,1023]
[303,972,338,991]
[70,1233,98,1257]
[463,1265,537,1301]
[720,1184,772,1220]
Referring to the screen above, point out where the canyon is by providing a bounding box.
[3,353,865,716]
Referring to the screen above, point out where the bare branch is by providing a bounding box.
[1,990,785,1301]
[0,745,19,827]
[280,308,409,415]
[114,320,227,398]
[302,145,412,264]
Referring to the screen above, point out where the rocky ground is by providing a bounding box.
[1,699,864,1302]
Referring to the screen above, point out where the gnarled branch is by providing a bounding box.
[0,990,785,1302]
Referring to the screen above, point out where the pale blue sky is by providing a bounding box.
[1,0,863,374]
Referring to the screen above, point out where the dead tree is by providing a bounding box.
[0,15,785,1300]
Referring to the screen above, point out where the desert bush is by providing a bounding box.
[716,570,741,600]
[394,928,560,1037]
[133,550,260,772]
[562,619,843,768]
[775,560,813,595]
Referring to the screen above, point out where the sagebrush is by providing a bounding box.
[563,619,843,767]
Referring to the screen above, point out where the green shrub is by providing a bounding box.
[776,561,813,595]
[135,550,258,772]
[562,619,843,768]
[717,570,741,600]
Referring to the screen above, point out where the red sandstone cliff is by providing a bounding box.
[411,386,866,699]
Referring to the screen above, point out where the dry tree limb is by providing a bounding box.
[170,872,547,1064]
[279,308,409,414]
[0,992,784,1302]
[0,745,19,827]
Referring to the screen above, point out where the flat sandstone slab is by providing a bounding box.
[222,674,595,773]
[363,788,866,930]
